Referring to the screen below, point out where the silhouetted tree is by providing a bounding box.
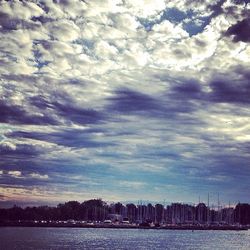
[234,203,250,225]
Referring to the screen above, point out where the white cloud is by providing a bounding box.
[151,20,188,37]
[85,0,124,16]
[40,0,65,19]
[93,40,118,59]
[46,19,80,42]
[0,141,17,150]
[0,1,44,20]
[113,13,141,32]
[119,180,146,188]
[29,173,49,179]
[125,0,167,18]
[8,171,22,178]
[56,0,88,19]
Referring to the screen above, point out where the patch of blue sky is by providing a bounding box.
[138,8,193,31]
[75,39,94,49]
[32,49,50,69]
[138,7,210,36]
[73,38,95,55]
[137,17,155,31]
[183,16,210,36]
[161,7,193,24]
[161,8,211,36]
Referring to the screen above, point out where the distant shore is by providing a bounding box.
[0,221,248,230]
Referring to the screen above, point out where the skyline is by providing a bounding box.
[1,198,247,225]
[1,0,250,207]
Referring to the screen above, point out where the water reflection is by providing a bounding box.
[1,227,250,250]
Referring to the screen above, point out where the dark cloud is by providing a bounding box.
[0,82,104,125]
[108,89,159,113]
[183,0,226,20]
[225,18,250,43]
[107,87,200,120]
[0,99,58,125]
[232,0,250,6]
[164,70,250,106]
[53,0,72,6]
[194,38,207,47]
[206,153,250,179]
[223,1,250,20]
[31,16,54,24]
[1,75,102,126]
[208,0,227,18]
[0,143,40,159]
[0,142,42,172]
[55,102,101,125]
[0,139,79,179]
[209,73,250,104]
[30,93,103,125]
[173,49,192,59]
[208,0,249,19]
[2,74,38,83]
[0,174,49,187]
[8,128,113,149]
[171,79,202,100]
[0,12,39,31]
[234,65,250,79]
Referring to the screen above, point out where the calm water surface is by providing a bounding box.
[1,227,250,250]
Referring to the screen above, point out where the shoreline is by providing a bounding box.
[0,222,248,230]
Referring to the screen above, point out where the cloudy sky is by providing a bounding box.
[0,0,250,207]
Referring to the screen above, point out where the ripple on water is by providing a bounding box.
[0,227,250,250]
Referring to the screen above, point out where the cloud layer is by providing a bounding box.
[0,0,250,206]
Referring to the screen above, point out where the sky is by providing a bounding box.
[0,0,250,207]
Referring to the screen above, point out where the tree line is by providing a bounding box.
[0,199,250,225]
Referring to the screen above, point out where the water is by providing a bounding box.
[0,227,250,250]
